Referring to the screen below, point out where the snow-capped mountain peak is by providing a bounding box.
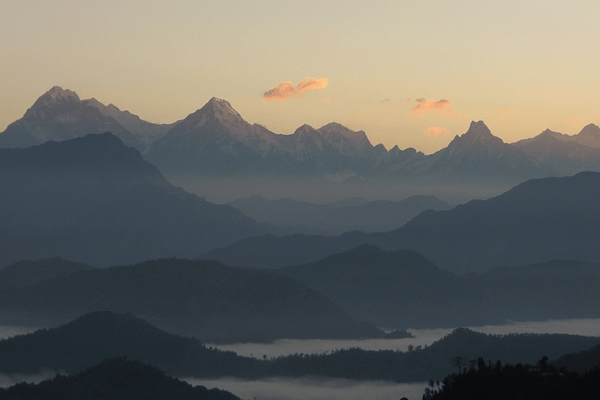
[448,120,504,149]
[317,122,372,154]
[574,123,600,149]
[46,86,80,102]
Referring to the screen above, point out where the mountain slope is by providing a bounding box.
[277,246,600,329]
[378,170,600,272]
[0,311,258,376]
[513,126,600,176]
[83,97,177,153]
[0,86,143,151]
[0,257,96,288]
[202,171,600,272]
[229,194,453,235]
[146,98,281,175]
[0,258,383,343]
[422,120,542,183]
[0,357,242,400]
[0,133,268,267]
[146,98,393,179]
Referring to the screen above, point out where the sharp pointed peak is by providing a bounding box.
[453,120,502,144]
[195,97,243,120]
[466,120,491,133]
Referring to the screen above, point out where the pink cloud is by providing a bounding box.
[409,98,457,116]
[264,78,329,101]
[425,126,450,137]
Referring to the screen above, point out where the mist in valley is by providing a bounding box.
[208,318,600,358]
[167,174,508,206]
[184,377,428,400]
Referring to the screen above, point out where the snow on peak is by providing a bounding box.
[573,123,600,149]
[203,97,243,121]
[452,120,503,147]
[45,86,80,102]
[317,122,372,151]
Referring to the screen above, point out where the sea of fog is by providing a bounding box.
[184,377,429,400]
[1,318,599,399]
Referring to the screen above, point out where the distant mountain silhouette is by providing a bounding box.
[0,357,242,400]
[202,171,600,272]
[0,258,382,343]
[0,132,269,267]
[0,86,144,151]
[276,246,600,329]
[229,195,453,235]
[513,125,600,176]
[0,257,96,288]
[552,343,600,373]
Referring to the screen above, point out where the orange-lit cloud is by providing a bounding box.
[264,78,329,101]
[408,98,457,116]
[425,126,450,137]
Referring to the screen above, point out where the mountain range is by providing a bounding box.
[201,171,600,272]
[2,87,600,203]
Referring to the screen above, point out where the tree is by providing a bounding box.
[450,356,467,374]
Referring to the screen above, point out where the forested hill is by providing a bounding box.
[1,313,598,384]
[0,357,241,400]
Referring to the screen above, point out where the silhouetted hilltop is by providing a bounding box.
[0,258,382,343]
[0,257,96,288]
[0,311,258,377]
[423,355,600,400]
[379,170,600,271]
[0,357,241,400]
[551,343,600,373]
[276,246,600,329]
[0,133,269,267]
[277,245,461,328]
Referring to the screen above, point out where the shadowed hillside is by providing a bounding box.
[202,171,600,272]
[277,246,600,329]
[0,258,382,343]
[0,133,270,267]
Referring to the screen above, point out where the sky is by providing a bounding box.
[1,0,599,154]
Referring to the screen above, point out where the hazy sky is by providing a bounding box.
[2,0,599,154]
